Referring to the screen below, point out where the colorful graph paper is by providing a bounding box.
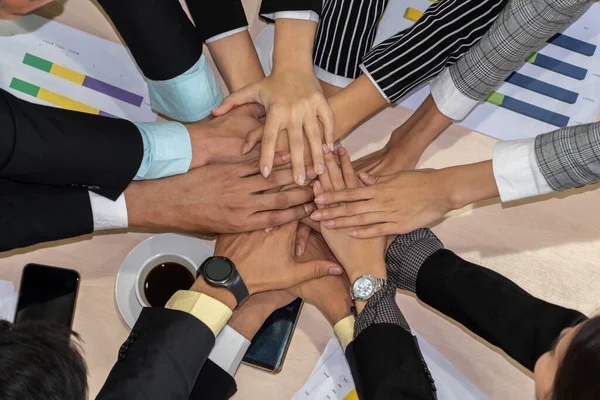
[22,53,143,107]
[505,72,579,104]
[548,33,597,56]
[10,77,116,117]
[486,91,569,127]
[525,52,587,80]
[403,7,423,22]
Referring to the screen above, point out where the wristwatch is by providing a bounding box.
[350,275,387,301]
[198,256,249,308]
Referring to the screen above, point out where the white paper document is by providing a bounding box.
[0,14,156,122]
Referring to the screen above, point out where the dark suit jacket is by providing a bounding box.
[0,89,142,251]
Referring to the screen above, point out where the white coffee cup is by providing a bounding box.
[135,253,197,307]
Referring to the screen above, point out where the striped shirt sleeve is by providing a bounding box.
[313,0,390,80]
[361,0,509,103]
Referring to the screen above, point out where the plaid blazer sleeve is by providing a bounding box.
[535,122,600,191]
[448,0,591,101]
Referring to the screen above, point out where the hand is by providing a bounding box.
[287,233,352,326]
[187,104,265,169]
[352,142,417,176]
[313,148,387,283]
[126,155,316,233]
[311,160,500,238]
[213,221,343,305]
[228,291,296,340]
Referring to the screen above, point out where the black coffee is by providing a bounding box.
[144,262,195,307]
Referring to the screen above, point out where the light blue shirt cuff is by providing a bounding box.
[146,55,224,122]
[133,121,192,180]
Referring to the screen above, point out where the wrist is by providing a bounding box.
[442,161,499,211]
[190,278,238,310]
[187,124,210,169]
[273,19,316,72]
[228,306,271,340]
[347,260,387,285]
[320,300,353,327]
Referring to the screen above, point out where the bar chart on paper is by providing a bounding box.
[375,1,600,141]
[0,14,156,122]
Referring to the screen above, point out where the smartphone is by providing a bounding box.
[14,264,80,329]
[242,298,303,373]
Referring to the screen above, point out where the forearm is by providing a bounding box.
[207,31,265,93]
[273,19,317,73]
[443,160,500,210]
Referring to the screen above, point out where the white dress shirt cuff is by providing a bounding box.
[206,26,249,44]
[313,65,355,89]
[208,325,251,377]
[358,63,391,103]
[430,68,480,121]
[263,11,319,22]
[89,192,128,231]
[492,139,553,202]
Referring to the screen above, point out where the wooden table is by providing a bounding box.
[2,1,599,398]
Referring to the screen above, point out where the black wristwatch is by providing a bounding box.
[198,256,249,308]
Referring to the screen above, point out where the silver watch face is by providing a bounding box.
[353,276,376,299]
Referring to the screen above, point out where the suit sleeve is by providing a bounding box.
[184,0,248,42]
[97,308,217,400]
[0,89,142,200]
[416,249,587,371]
[345,324,436,400]
[259,0,323,22]
[0,178,92,252]
[190,359,237,400]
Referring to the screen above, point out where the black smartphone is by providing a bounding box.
[14,264,80,329]
[242,298,303,373]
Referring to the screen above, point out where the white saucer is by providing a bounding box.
[115,233,214,329]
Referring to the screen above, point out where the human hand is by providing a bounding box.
[202,221,343,308]
[187,104,265,169]
[213,70,334,186]
[227,291,295,340]
[314,148,387,283]
[287,233,352,326]
[126,155,316,233]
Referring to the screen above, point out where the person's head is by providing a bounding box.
[0,0,53,20]
[0,320,87,400]
[534,315,600,400]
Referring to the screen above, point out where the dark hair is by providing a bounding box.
[0,320,87,400]
[552,315,600,400]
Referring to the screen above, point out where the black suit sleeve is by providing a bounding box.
[345,323,436,400]
[0,89,142,200]
[416,249,587,371]
[98,307,217,400]
[259,0,323,22]
[185,0,248,43]
[190,359,237,400]
[0,178,92,252]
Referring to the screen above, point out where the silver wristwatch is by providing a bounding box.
[350,275,387,301]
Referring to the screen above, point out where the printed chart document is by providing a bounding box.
[0,281,16,322]
[0,14,156,122]
[377,0,600,141]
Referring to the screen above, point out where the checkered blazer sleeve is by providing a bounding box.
[535,122,600,191]
[448,0,591,101]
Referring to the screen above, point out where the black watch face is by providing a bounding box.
[205,258,234,283]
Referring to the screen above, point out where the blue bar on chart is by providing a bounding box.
[486,91,570,128]
[526,52,587,80]
[547,33,596,56]
[505,72,579,104]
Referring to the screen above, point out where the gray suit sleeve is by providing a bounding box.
[449,0,591,101]
[535,122,600,191]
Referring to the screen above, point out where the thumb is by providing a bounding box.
[288,260,343,287]
[213,84,259,116]
[357,171,392,186]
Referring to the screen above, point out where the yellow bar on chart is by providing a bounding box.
[37,88,100,115]
[49,63,86,85]
[403,7,424,22]
[343,388,359,400]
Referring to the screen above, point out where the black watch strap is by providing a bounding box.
[229,272,249,308]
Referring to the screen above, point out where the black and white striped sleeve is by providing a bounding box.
[361,0,509,103]
[313,0,390,81]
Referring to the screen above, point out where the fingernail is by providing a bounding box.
[297,174,305,186]
[311,211,322,220]
[304,203,314,213]
[281,153,291,162]
[314,180,321,189]
[317,163,325,175]
[322,143,330,154]
[325,220,335,228]
[296,245,303,256]
[262,166,270,178]
[307,167,317,179]
[349,231,358,237]
[359,171,369,180]
[329,266,343,275]
[328,142,335,152]
[315,195,324,204]
[241,143,249,155]
[338,147,346,155]
[265,227,273,233]
[334,141,341,151]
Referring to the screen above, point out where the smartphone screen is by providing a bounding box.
[242,298,303,373]
[14,264,80,328]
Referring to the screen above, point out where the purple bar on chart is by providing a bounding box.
[82,76,144,107]
[99,110,119,118]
